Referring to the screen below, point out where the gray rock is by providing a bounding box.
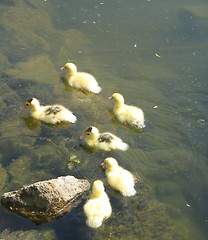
[1,175,90,223]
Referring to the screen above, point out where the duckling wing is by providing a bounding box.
[44,105,63,116]
[72,73,101,93]
[118,105,145,128]
[107,168,129,189]
[127,105,145,128]
[98,133,114,143]
[95,134,114,151]
[41,105,76,124]
[54,106,77,123]
[97,133,128,151]
[107,168,136,196]
[119,168,136,196]
[78,72,101,93]
[36,105,61,124]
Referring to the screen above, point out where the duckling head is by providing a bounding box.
[80,126,99,140]
[104,157,119,170]
[109,93,124,106]
[61,62,77,76]
[92,180,105,197]
[21,98,40,110]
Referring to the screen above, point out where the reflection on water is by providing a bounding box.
[0,0,208,239]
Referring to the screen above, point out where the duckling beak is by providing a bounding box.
[60,67,65,71]
[108,96,112,100]
[20,105,26,109]
[101,162,105,166]
[80,134,86,139]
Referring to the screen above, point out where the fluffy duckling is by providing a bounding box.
[20,98,77,125]
[80,126,129,152]
[61,62,102,93]
[109,93,145,128]
[102,157,136,197]
[83,180,112,228]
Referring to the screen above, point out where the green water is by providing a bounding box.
[0,0,208,239]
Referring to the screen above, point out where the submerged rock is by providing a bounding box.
[89,174,189,240]
[0,5,50,62]
[184,4,208,18]
[1,175,90,223]
[0,52,12,72]
[7,153,54,189]
[0,163,7,191]
[0,229,51,240]
[0,3,93,65]
[0,229,56,240]
[4,55,59,84]
[0,3,93,88]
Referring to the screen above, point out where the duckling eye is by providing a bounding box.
[86,133,90,135]
[64,66,67,69]
[26,103,29,106]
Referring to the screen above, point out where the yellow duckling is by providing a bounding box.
[61,62,102,93]
[80,126,129,151]
[20,98,77,125]
[102,157,136,197]
[83,180,112,228]
[109,93,145,128]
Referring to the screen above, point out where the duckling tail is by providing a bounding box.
[70,114,77,123]
[122,187,136,197]
[120,142,129,151]
[64,112,77,123]
[86,216,103,228]
[90,85,102,94]
[133,121,145,129]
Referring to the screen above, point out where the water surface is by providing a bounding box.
[0,0,208,239]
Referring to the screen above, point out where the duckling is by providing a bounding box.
[83,180,112,228]
[102,157,136,197]
[80,126,129,152]
[20,98,77,125]
[109,93,145,128]
[61,62,102,93]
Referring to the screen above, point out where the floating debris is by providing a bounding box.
[198,119,206,125]
[67,155,80,169]
[155,53,161,58]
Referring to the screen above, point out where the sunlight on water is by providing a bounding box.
[0,0,208,239]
